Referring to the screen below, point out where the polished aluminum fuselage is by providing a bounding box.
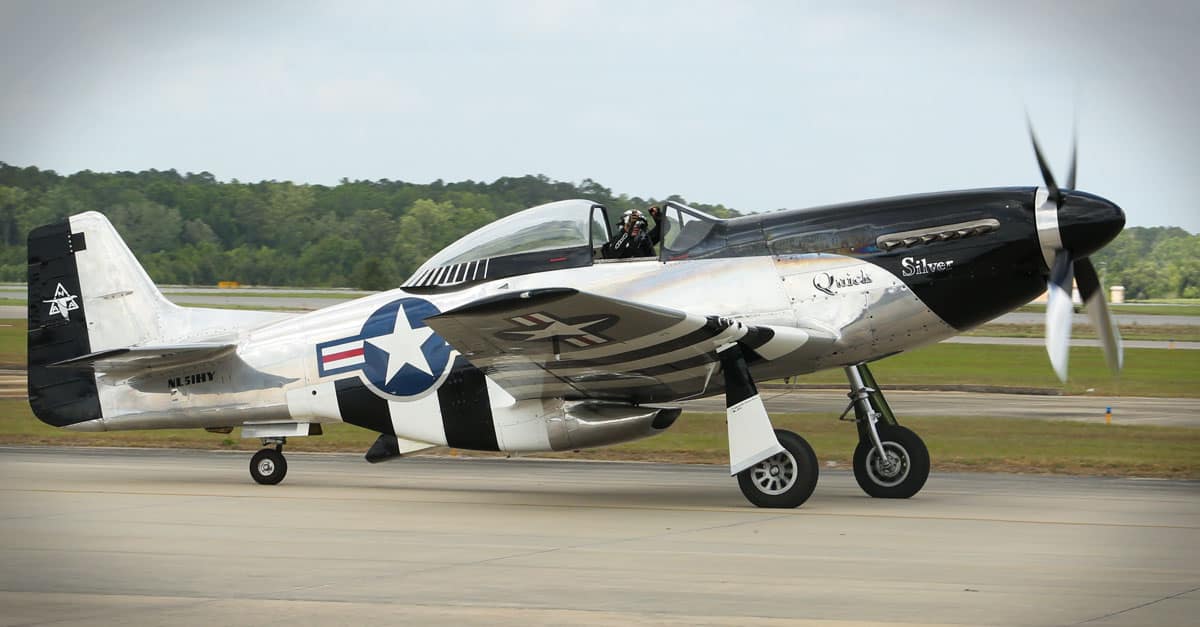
[84,252,953,440]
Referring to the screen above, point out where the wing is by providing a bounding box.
[425,288,833,403]
[50,343,236,372]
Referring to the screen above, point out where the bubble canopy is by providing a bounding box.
[404,199,612,289]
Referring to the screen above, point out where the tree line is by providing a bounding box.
[0,161,1195,298]
[1091,226,1200,300]
[0,163,736,290]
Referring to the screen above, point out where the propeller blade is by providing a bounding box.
[1045,250,1074,382]
[1075,258,1123,375]
[1026,115,1061,203]
[1065,131,1078,190]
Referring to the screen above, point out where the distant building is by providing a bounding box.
[1031,279,1083,306]
[1031,283,1126,305]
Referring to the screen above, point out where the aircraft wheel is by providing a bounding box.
[737,429,819,508]
[250,448,287,485]
[853,425,929,498]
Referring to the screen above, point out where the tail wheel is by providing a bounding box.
[853,424,929,498]
[737,429,819,508]
[250,448,287,485]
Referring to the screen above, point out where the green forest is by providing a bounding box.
[0,161,1195,297]
[0,162,737,290]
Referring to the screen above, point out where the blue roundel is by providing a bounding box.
[358,297,452,397]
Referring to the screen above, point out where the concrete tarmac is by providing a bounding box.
[2,370,1196,425]
[687,389,1200,427]
[0,447,1197,626]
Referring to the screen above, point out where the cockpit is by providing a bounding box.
[402,198,725,289]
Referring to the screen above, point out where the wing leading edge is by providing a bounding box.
[425,288,833,403]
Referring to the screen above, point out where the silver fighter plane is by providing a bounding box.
[26,134,1124,507]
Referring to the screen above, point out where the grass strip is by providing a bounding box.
[2,321,1198,396]
[2,400,1195,478]
[1018,303,1200,316]
[0,319,24,367]
[795,343,1200,398]
[966,323,1200,342]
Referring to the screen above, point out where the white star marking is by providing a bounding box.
[511,317,608,341]
[43,283,79,320]
[366,311,437,384]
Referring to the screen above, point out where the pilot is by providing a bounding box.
[602,210,654,259]
[628,209,647,234]
[626,210,654,257]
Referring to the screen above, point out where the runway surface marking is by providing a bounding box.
[1077,584,1200,625]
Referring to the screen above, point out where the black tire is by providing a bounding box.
[737,429,819,508]
[852,424,929,498]
[250,448,287,485]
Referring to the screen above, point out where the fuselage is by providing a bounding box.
[59,185,1126,454]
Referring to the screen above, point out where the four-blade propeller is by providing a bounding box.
[1026,120,1123,382]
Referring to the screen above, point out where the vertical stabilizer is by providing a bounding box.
[27,219,101,426]
[63,211,177,350]
[27,211,177,427]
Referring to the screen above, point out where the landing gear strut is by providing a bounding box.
[250,438,288,485]
[842,364,929,498]
[720,343,820,509]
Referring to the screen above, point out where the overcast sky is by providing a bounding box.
[2,1,1197,231]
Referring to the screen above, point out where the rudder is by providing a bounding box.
[27,219,101,426]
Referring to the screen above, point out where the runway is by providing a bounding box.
[2,370,1197,426]
[1,447,1196,626]
[685,389,1200,427]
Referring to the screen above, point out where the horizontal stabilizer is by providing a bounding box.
[50,343,235,372]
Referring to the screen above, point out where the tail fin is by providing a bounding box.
[27,211,175,427]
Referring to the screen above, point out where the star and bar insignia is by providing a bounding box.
[496,311,619,348]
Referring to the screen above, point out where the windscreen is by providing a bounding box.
[662,204,718,257]
[411,199,596,276]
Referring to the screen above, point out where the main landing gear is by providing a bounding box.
[721,345,929,507]
[721,343,821,509]
[736,428,819,508]
[841,364,929,499]
[250,438,288,485]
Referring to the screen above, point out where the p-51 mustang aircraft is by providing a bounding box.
[26,132,1124,508]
